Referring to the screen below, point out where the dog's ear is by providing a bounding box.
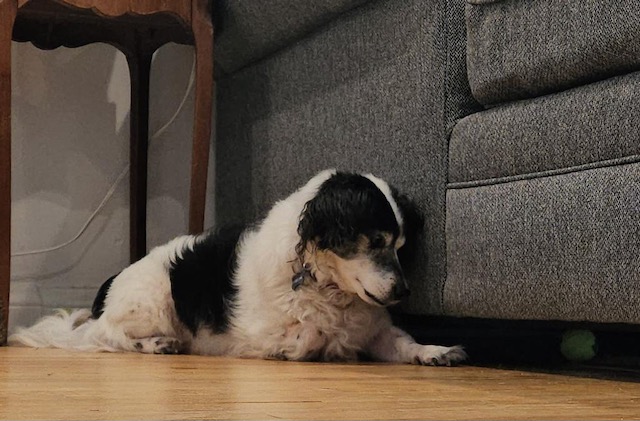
[296,191,352,257]
[295,205,312,262]
[391,188,424,268]
[297,173,411,258]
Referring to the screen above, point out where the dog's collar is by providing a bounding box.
[291,262,314,291]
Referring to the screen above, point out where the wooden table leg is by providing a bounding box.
[0,0,17,343]
[189,0,214,235]
[125,41,153,262]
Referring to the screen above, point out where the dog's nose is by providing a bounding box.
[393,281,411,300]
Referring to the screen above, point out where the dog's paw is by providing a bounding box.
[280,322,326,361]
[133,337,183,354]
[412,345,467,366]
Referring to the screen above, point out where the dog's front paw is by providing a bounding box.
[280,322,326,361]
[133,336,184,354]
[412,345,467,366]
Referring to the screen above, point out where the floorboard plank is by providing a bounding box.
[0,347,639,420]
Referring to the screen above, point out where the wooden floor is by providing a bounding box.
[1,347,639,420]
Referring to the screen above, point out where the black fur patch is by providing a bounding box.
[169,226,242,335]
[91,273,118,319]
[390,187,424,274]
[297,172,400,257]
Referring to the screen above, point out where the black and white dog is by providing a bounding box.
[11,169,466,365]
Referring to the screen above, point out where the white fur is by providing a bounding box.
[10,169,466,365]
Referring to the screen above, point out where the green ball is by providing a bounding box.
[560,329,597,362]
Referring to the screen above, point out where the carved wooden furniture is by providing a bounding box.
[0,0,214,342]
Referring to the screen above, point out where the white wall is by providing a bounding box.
[9,41,214,331]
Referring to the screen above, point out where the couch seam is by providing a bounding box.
[439,0,451,315]
[447,154,640,190]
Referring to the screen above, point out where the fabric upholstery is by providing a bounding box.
[445,162,640,323]
[466,0,640,105]
[449,71,640,185]
[214,0,640,324]
[215,0,474,315]
[214,0,372,74]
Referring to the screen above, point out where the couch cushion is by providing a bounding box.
[444,162,640,323]
[466,0,640,105]
[214,0,372,74]
[449,71,640,186]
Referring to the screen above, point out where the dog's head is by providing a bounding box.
[296,171,420,307]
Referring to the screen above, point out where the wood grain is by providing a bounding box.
[0,0,17,343]
[126,49,152,262]
[188,0,213,234]
[18,0,191,23]
[1,347,639,420]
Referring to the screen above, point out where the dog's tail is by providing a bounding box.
[8,309,121,352]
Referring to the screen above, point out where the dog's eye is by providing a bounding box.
[370,234,386,249]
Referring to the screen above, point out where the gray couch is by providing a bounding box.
[212,0,640,328]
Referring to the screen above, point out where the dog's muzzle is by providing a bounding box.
[368,278,411,306]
